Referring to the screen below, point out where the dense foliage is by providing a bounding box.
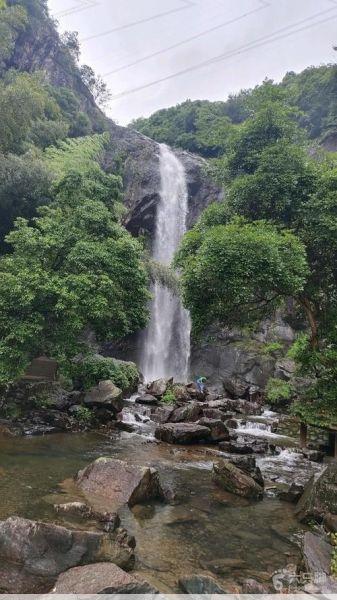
[131,68,337,156]
[70,354,139,393]
[176,96,337,427]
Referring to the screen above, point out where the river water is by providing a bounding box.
[0,410,317,592]
[140,144,191,383]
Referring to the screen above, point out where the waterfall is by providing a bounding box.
[140,144,191,383]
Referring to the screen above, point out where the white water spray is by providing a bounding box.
[140,144,191,382]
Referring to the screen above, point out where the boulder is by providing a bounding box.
[223,376,249,398]
[202,408,227,421]
[302,532,337,593]
[295,463,337,522]
[206,399,232,411]
[213,459,264,499]
[52,563,157,594]
[84,380,123,413]
[225,455,264,488]
[179,574,226,594]
[76,457,164,510]
[324,513,337,533]
[135,394,158,406]
[301,448,325,463]
[219,439,268,454]
[54,502,120,532]
[151,406,174,424]
[279,482,304,503]
[146,378,170,398]
[198,418,230,442]
[274,358,296,381]
[155,422,211,445]
[0,516,134,593]
[169,402,203,423]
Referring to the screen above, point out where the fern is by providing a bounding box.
[44,132,110,180]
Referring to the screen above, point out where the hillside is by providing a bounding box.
[130,65,337,157]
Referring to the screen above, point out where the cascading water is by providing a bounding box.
[140,144,191,382]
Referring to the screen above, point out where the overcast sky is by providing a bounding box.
[48,0,337,125]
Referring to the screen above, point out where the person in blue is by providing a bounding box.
[196,376,207,394]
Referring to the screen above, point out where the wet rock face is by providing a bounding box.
[155,422,211,444]
[52,562,157,594]
[76,457,165,510]
[190,313,296,394]
[0,516,134,593]
[295,463,337,522]
[135,393,158,405]
[213,459,264,500]
[146,378,170,398]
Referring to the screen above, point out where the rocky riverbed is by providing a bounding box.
[0,378,336,594]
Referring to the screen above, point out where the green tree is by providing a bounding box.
[0,152,52,250]
[0,169,149,382]
[175,218,308,334]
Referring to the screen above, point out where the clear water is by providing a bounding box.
[0,429,308,592]
[140,144,191,383]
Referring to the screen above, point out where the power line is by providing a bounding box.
[108,4,337,101]
[81,0,197,42]
[55,0,99,18]
[102,0,269,77]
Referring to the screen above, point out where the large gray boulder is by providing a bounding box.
[213,459,264,499]
[84,380,123,413]
[155,422,211,445]
[0,516,134,593]
[52,563,157,594]
[198,418,230,442]
[146,378,169,398]
[295,463,337,522]
[76,457,164,510]
[169,401,203,423]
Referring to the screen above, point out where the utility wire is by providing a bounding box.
[107,5,337,101]
[55,0,99,18]
[82,0,196,42]
[102,0,269,77]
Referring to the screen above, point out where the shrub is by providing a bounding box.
[162,390,176,405]
[266,378,293,404]
[71,354,139,393]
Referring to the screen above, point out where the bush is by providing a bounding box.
[71,354,139,393]
[266,378,293,404]
[162,390,176,405]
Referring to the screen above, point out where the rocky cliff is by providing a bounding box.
[6,4,222,238]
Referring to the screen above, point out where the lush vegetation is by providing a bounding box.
[131,69,337,157]
[70,354,139,393]
[176,97,337,427]
[0,0,150,386]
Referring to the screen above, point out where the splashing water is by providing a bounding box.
[140,144,191,382]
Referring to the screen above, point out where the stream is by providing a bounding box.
[0,401,322,592]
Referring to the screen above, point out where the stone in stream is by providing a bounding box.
[219,438,268,454]
[224,455,264,488]
[295,463,337,522]
[146,378,170,398]
[179,574,227,594]
[135,393,158,405]
[169,401,203,423]
[151,405,174,424]
[155,422,211,445]
[54,502,120,532]
[198,417,230,442]
[76,457,165,510]
[213,459,264,499]
[84,380,123,413]
[202,407,227,421]
[0,516,134,593]
[52,563,157,594]
[279,482,304,503]
[302,532,337,593]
